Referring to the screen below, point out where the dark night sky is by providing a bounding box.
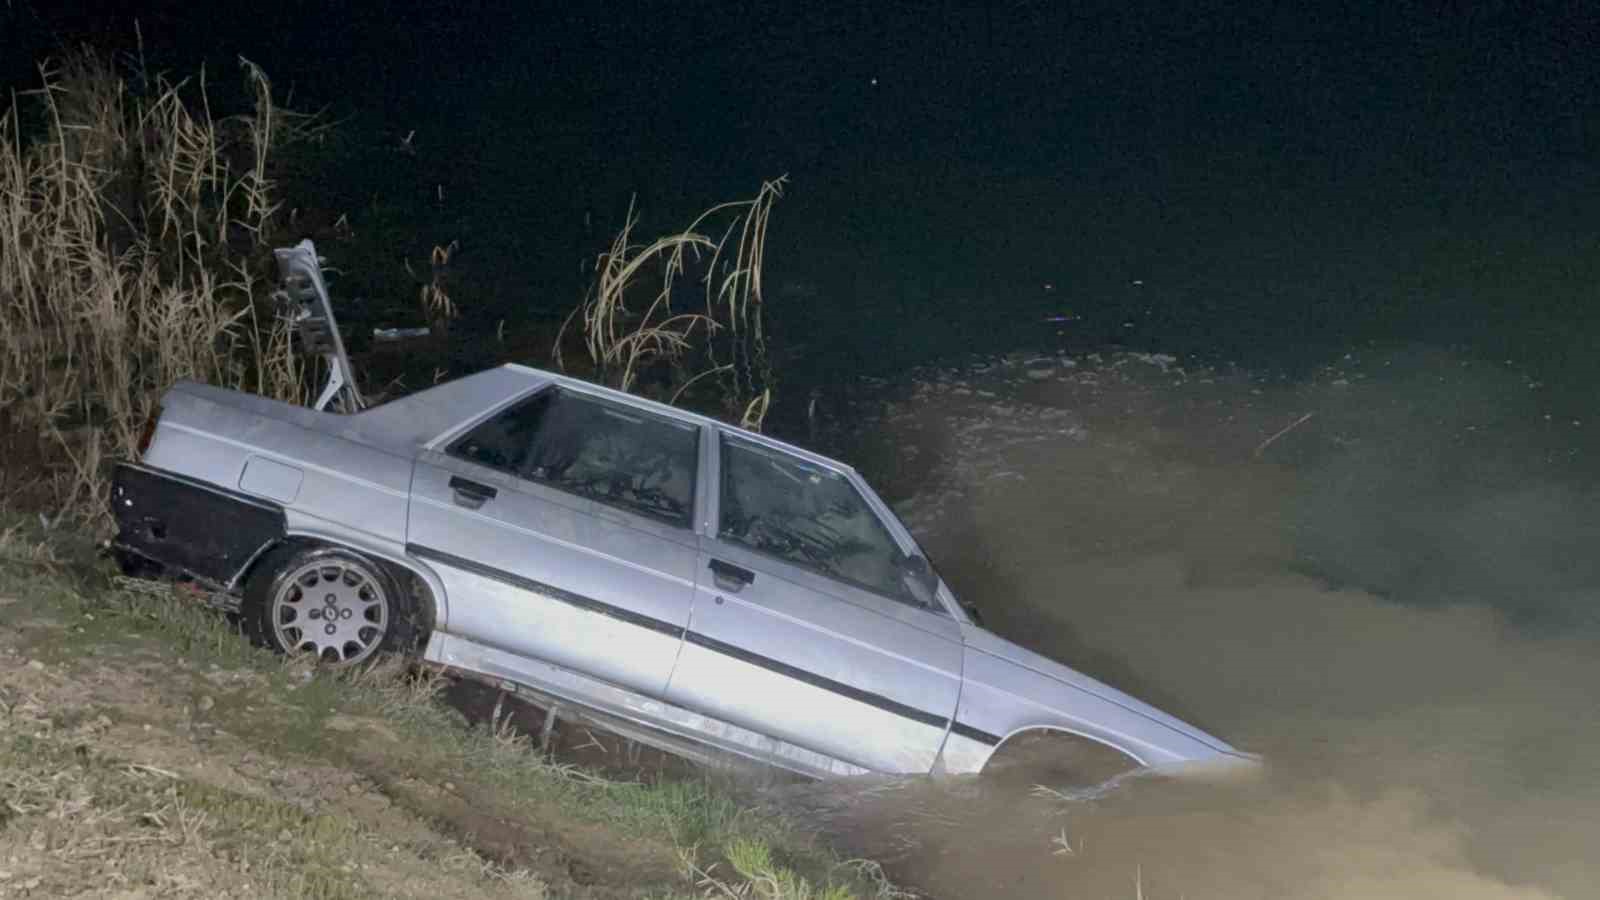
[6,1,1600,379]
[12,2,1595,184]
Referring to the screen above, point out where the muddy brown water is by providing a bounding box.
[786,346,1600,899]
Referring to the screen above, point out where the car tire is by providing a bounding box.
[242,544,424,666]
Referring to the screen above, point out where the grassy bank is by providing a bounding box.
[0,519,906,899]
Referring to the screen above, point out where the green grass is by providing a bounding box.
[0,517,907,899]
[0,728,544,899]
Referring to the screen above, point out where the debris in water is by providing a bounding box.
[373,326,431,342]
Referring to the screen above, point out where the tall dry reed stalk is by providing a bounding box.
[555,177,786,430]
[0,48,314,521]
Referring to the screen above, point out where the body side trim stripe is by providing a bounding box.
[948,720,1003,746]
[681,630,948,730]
[407,543,684,638]
[407,542,951,732]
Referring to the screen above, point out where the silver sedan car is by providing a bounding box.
[110,244,1254,780]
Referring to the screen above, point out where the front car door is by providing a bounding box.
[665,430,963,774]
[407,385,702,698]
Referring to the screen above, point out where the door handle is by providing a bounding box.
[449,476,497,507]
[708,558,755,592]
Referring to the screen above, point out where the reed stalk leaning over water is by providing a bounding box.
[556,177,786,429]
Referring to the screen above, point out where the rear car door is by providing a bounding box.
[665,431,962,774]
[407,385,701,698]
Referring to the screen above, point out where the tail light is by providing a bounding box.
[136,406,163,459]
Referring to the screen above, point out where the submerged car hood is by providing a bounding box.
[960,622,1237,756]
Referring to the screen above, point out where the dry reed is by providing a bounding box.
[0,48,313,521]
[555,177,787,429]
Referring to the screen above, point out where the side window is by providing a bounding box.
[449,390,554,472]
[449,389,698,527]
[718,435,917,605]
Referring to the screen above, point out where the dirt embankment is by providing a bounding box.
[0,532,901,900]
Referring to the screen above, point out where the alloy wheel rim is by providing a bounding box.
[271,559,388,664]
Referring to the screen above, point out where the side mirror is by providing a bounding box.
[898,553,937,608]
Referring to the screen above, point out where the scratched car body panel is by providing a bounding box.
[113,365,1256,779]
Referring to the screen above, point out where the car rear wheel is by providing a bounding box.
[243,545,422,666]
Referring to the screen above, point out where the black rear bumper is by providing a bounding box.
[111,462,285,589]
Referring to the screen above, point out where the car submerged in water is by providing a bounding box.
[110,241,1256,779]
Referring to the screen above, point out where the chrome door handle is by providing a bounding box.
[708,558,754,592]
[448,476,497,507]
